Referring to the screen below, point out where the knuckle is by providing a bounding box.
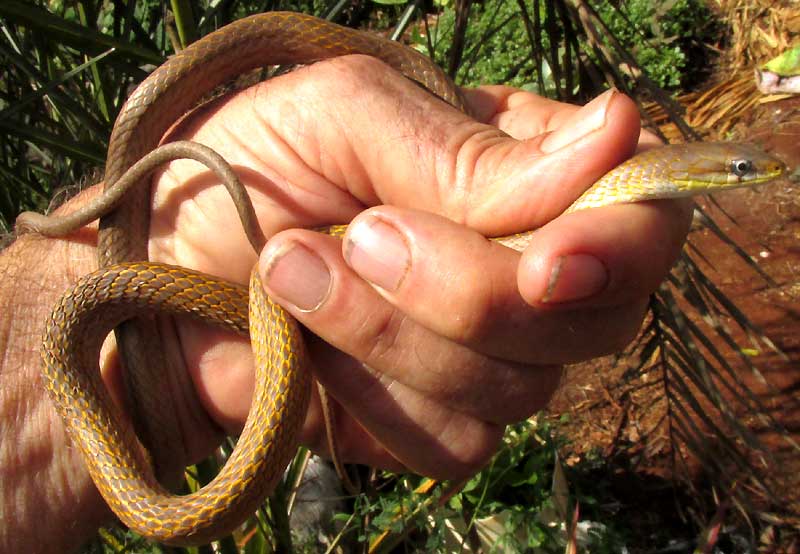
[354,307,408,367]
[443,126,509,224]
[438,270,500,347]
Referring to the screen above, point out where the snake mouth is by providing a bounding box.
[765,161,789,180]
[747,161,789,186]
[676,157,787,191]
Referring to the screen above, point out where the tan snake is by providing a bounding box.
[16,11,787,546]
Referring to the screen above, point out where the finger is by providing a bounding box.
[339,206,655,364]
[302,347,506,481]
[463,85,579,137]
[452,88,642,233]
[257,229,561,424]
[178,319,499,479]
[464,86,665,154]
[297,376,409,473]
[257,230,538,478]
[517,199,693,307]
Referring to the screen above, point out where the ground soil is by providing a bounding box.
[547,96,800,548]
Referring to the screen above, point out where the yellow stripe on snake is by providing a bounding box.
[16,11,786,546]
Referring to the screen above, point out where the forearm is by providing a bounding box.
[0,194,110,552]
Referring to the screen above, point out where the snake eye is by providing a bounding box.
[731,159,753,177]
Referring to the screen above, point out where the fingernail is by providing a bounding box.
[541,88,616,154]
[344,217,410,292]
[261,242,331,311]
[542,254,608,303]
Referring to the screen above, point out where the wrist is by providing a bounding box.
[0,191,110,552]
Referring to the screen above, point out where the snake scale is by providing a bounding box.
[16,11,786,546]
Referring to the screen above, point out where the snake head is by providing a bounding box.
[567,142,787,214]
[669,142,787,192]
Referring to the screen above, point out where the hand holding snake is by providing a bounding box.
[12,12,785,547]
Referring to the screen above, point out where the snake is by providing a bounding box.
[15,11,787,546]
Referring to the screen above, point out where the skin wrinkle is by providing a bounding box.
[444,344,550,418]
[461,132,556,234]
[206,125,282,239]
[241,110,305,197]
[258,61,377,208]
[405,331,497,415]
[409,387,500,476]
[379,321,512,417]
[320,260,407,371]
[360,305,409,374]
[491,140,573,226]
[249,99,365,222]
[485,136,539,196]
[394,315,535,422]
[489,93,555,139]
[343,369,461,476]
[441,124,499,225]
[298,57,366,114]
[312,114,346,196]
[280,64,373,202]
[152,162,217,267]
[316,58,451,215]
[379,322,475,404]
[479,132,522,181]
[397,87,446,173]
[251,97,307,179]
[390,107,436,209]
[484,143,548,226]
[435,411,501,474]
[393,321,456,397]
[182,201,227,271]
[408,333,444,396]
[183,172,228,263]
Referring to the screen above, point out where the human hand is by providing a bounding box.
[0,54,694,552]
[144,55,692,479]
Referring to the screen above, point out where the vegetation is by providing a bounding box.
[1,0,791,552]
[415,0,717,92]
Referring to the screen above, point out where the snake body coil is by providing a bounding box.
[43,264,309,543]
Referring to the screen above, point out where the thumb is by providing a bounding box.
[241,59,640,235]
